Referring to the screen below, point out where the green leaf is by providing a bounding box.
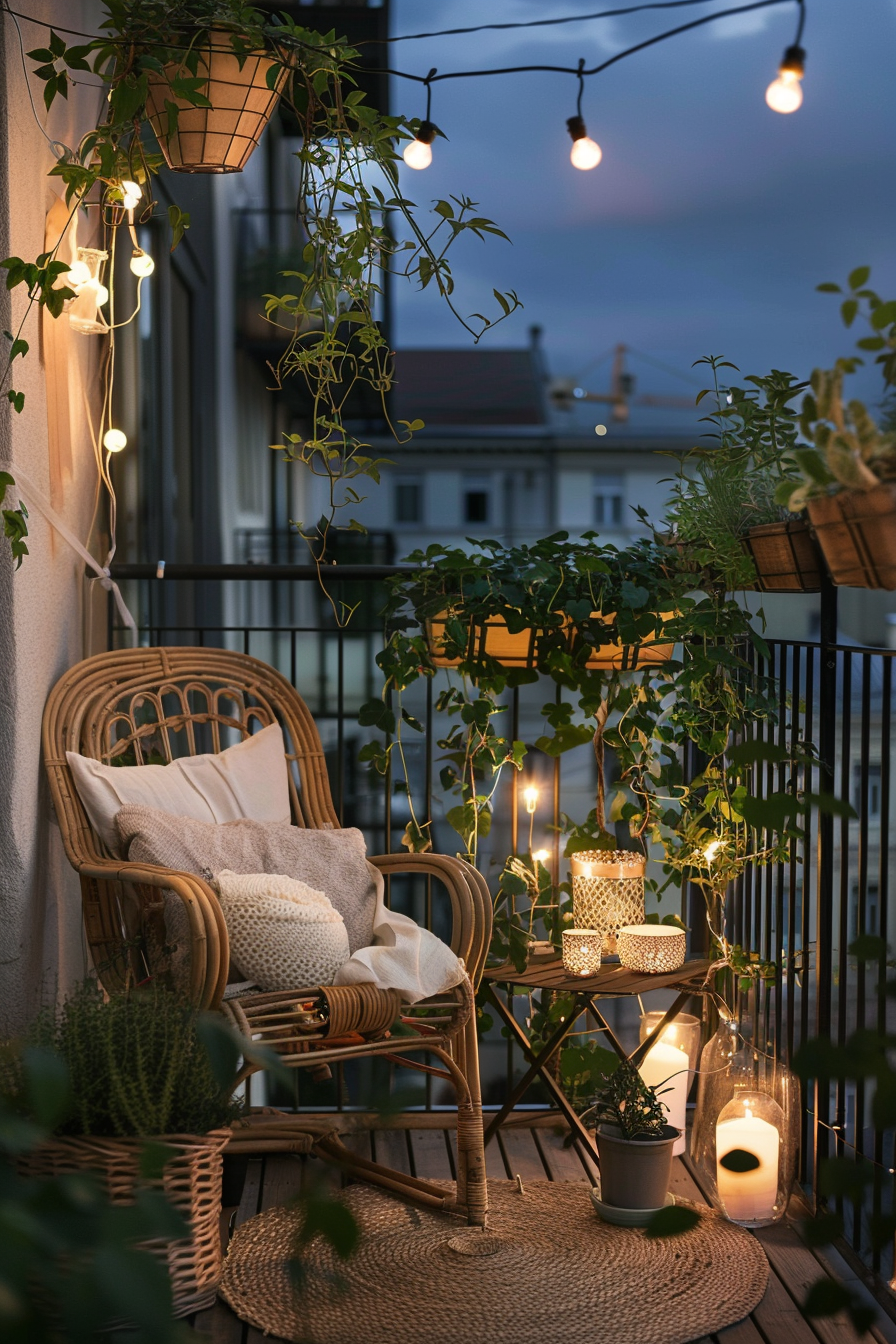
[848,934,886,962]
[841,299,859,328]
[719,1148,760,1173]
[644,1204,701,1238]
[847,266,871,291]
[295,1194,360,1260]
[803,1278,853,1319]
[816,282,842,293]
[22,1046,71,1130]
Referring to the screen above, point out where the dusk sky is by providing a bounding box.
[386,0,896,432]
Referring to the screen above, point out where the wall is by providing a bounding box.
[0,1,107,1029]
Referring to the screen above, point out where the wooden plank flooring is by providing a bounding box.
[190,1118,896,1344]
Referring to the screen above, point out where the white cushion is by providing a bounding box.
[214,870,350,992]
[67,722,290,855]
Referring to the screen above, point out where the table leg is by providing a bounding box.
[484,988,597,1153]
[625,990,693,1070]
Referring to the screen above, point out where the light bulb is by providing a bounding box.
[64,259,92,291]
[94,282,109,307]
[704,839,723,864]
[403,138,433,170]
[523,786,539,814]
[103,427,128,453]
[120,179,143,210]
[129,250,155,278]
[570,135,602,171]
[595,424,608,436]
[533,849,550,863]
[765,45,805,114]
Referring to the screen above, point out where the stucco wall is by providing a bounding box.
[0,1,107,1028]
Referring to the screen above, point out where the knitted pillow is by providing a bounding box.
[67,722,291,856]
[115,806,377,954]
[213,870,349,991]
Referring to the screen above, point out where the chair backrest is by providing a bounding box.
[43,646,340,866]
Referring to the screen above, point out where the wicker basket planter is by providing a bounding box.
[741,519,823,593]
[145,31,291,173]
[807,483,896,589]
[426,612,673,672]
[21,1130,230,1317]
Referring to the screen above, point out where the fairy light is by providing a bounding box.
[765,44,805,113]
[129,249,155,277]
[533,848,550,863]
[523,786,539,814]
[120,179,143,210]
[704,839,723,864]
[566,59,602,171]
[403,69,439,170]
[103,428,128,453]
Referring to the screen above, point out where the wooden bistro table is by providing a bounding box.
[481,955,714,1151]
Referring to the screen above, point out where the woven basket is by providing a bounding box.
[807,483,896,589]
[21,1130,230,1316]
[145,30,291,173]
[741,519,823,592]
[427,612,673,671]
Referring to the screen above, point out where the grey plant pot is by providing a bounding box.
[595,1124,679,1210]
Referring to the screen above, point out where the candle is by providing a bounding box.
[638,1038,689,1156]
[715,1104,780,1223]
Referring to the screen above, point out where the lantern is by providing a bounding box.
[638,1012,701,1157]
[561,929,602,977]
[690,1012,799,1226]
[570,850,645,955]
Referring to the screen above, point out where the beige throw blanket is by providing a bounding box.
[333,862,466,1004]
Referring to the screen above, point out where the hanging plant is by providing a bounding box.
[1,1,520,586]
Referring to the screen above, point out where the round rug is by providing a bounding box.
[220,1180,768,1344]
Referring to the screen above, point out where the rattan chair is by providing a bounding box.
[43,646,491,1226]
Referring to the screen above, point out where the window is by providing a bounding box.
[395,478,423,524]
[464,475,491,525]
[593,474,625,528]
[850,882,879,940]
[853,762,882,820]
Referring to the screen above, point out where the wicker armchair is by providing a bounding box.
[43,646,491,1226]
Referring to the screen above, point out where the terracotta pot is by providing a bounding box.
[595,1123,679,1209]
[741,519,823,593]
[145,30,291,173]
[426,612,673,671]
[807,483,896,589]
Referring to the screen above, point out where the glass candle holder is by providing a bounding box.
[569,850,645,955]
[562,929,602,977]
[638,1012,702,1157]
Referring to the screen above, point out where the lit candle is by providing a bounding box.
[638,1038,689,1156]
[716,1104,780,1223]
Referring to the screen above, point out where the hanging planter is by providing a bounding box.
[741,518,823,593]
[145,30,292,174]
[806,483,896,589]
[426,611,674,671]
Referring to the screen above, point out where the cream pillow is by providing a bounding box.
[214,870,349,992]
[67,722,290,855]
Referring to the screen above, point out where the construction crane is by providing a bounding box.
[550,343,695,424]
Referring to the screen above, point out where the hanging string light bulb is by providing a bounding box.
[120,179,143,211]
[402,69,441,170]
[567,59,602,171]
[129,249,155,277]
[765,44,805,113]
[103,427,128,453]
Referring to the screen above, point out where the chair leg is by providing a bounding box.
[453,1016,488,1227]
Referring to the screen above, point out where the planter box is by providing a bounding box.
[426,612,673,672]
[808,482,896,589]
[21,1129,230,1316]
[742,519,823,593]
[146,31,290,173]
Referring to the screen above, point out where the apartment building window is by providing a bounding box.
[851,882,879,939]
[394,477,423,524]
[853,762,882,820]
[464,475,491,524]
[593,474,624,527]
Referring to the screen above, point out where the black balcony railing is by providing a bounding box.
[107,563,896,1277]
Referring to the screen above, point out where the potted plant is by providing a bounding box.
[585,1060,679,1210]
[777,269,896,589]
[14,979,243,1318]
[661,358,822,593]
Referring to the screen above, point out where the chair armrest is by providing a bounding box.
[76,858,229,1010]
[367,853,493,987]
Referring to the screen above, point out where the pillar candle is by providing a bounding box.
[638,1038,689,1156]
[715,1105,780,1223]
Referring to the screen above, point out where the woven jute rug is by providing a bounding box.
[220,1180,768,1344]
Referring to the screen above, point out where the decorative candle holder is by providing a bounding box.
[691,1013,799,1227]
[638,1012,702,1157]
[617,924,686,974]
[570,850,645,955]
[561,929,602,977]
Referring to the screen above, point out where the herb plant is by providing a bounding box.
[585,1061,670,1141]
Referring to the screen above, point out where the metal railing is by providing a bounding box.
[108,563,896,1276]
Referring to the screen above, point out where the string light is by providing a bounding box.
[533,848,550,863]
[567,59,602,171]
[103,428,128,453]
[129,249,155,277]
[523,786,539,814]
[120,179,142,211]
[765,44,805,113]
[402,68,439,170]
[704,839,723,864]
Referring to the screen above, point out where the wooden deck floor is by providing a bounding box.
[192,1117,896,1344]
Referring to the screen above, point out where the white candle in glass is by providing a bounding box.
[638,1038,689,1156]
[715,1104,780,1223]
